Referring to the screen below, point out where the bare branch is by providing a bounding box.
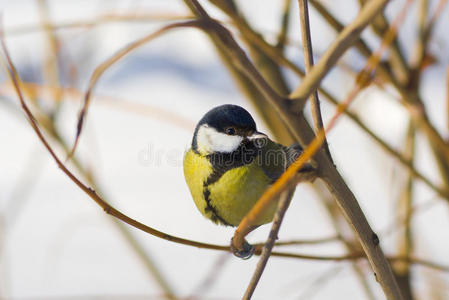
[447,66,449,131]
[243,189,295,299]
[393,121,416,300]
[276,0,292,50]
[298,0,333,160]
[289,0,390,103]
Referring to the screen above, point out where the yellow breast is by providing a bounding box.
[183,149,278,226]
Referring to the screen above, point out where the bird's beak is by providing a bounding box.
[247,131,268,148]
[247,131,268,140]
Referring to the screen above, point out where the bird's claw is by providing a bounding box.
[230,237,255,260]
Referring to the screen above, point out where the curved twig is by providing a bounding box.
[69,19,202,158]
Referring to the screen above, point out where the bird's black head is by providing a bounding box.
[197,104,257,134]
[192,105,264,154]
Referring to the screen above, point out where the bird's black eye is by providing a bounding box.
[225,127,236,135]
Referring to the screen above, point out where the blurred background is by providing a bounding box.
[0,0,448,299]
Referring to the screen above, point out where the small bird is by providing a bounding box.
[184,104,308,228]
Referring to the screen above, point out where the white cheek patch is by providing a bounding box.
[197,126,243,153]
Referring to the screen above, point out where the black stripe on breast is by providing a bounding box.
[203,188,231,226]
[201,141,261,226]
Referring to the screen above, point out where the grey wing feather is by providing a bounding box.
[284,143,315,172]
[259,140,288,182]
[284,143,303,167]
[260,142,314,183]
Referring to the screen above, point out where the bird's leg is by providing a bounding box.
[230,225,259,259]
[296,164,318,183]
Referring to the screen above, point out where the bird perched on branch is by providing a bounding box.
[184,104,314,230]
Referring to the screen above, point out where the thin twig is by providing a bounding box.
[37,0,63,114]
[357,0,410,85]
[243,189,295,299]
[417,0,428,67]
[268,252,449,273]
[393,121,415,300]
[289,0,390,104]
[69,19,200,158]
[265,235,339,247]
[309,0,401,89]
[297,266,343,300]
[276,0,292,50]
[413,0,448,71]
[4,12,194,36]
[186,254,230,300]
[447,66,449,131]
[298,0,333,162]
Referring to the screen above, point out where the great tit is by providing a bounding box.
[184,104,306,227]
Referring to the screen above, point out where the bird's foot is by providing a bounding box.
[230,237,254,260]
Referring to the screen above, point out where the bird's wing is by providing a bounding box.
[284,142,316,173]
[259,139,288,182]
[283,143,303,168]
[260,141,315,182]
